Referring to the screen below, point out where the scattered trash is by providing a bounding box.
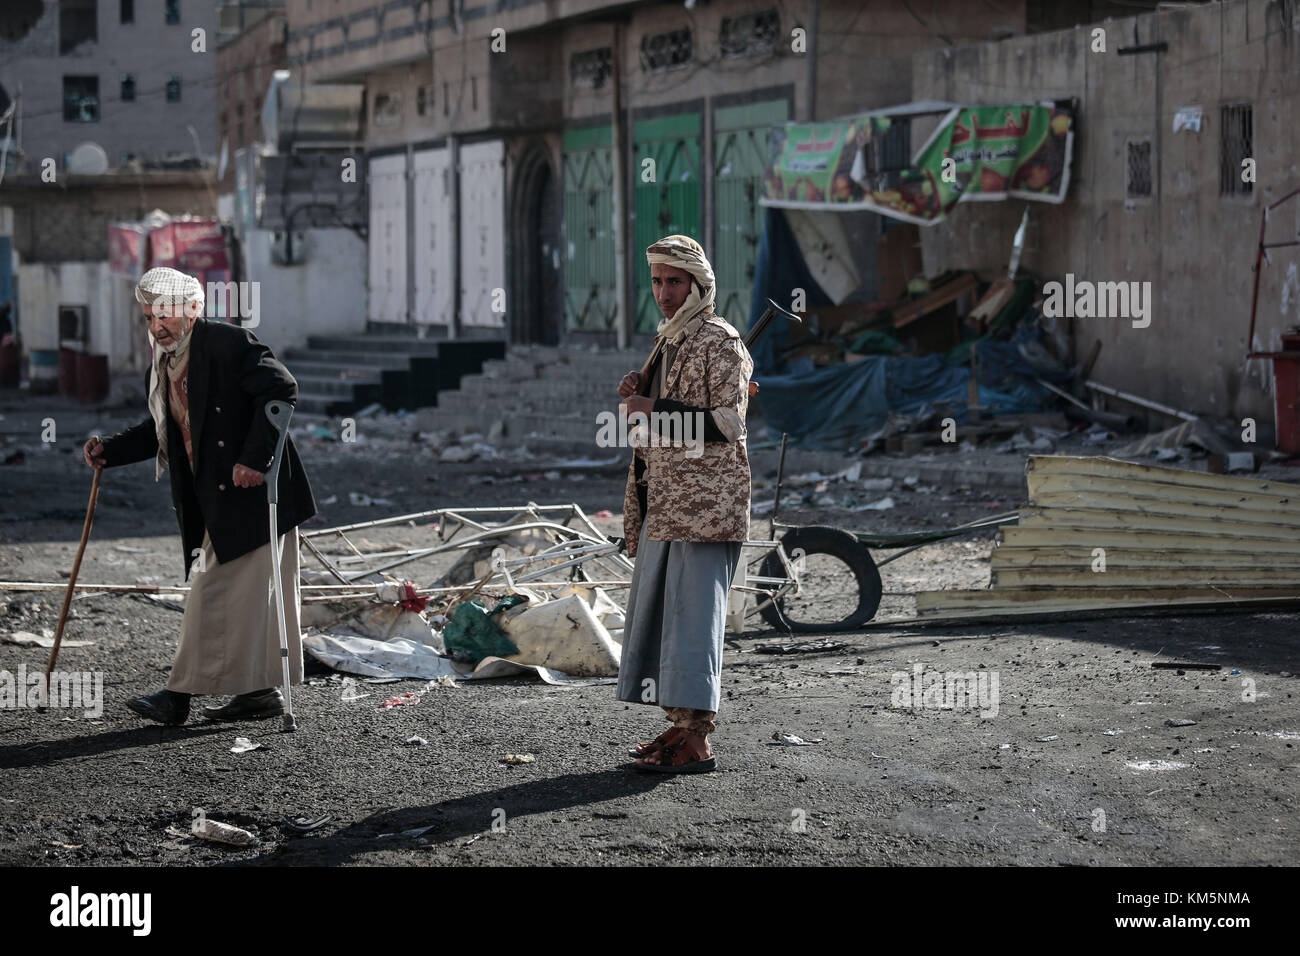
[754,640,848,655]
[282,814,331,834]
[1165,719,1198,727]
[440,445,477,463]
[426,675,458,690]
[377,824,434,840]
[1102,730,1122,736]
[1036,735,1060,742]
[502,753,535,764]
[190,818,260,846]
[826,667,859,675]
[3,629,92,648]
[1126,760,1189,772]
[113,545,150,553]
[339,676,371,701]
[348,492,394,507]
[849,496,895,511]
[770,733,822,746]
[1230,669,1241,675]
[230,737,262,754]
[319,494,338,506]
[379,692,421,710]
[406,736,428,746]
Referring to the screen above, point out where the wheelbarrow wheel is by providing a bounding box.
[758,526,882,633]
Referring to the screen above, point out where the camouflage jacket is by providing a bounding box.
[623,315,753,556]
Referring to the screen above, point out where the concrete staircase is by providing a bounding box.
[281,333,505,416]
[428,345,644,458]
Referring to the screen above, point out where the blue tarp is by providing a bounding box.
[744,208,1057,450]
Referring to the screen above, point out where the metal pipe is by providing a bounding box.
[1084,379,1198,422]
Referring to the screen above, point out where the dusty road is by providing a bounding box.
[1,399,1296,866]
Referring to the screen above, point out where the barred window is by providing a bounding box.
[165,75,181,102]
[59,0,98,54]
[641,28,691,72]
[63,76,99,122]
[1219,104,1252,196]
[165,0,180,25]
[120,73,136,102]
[720,9,779,58]
[1126,140,1152,199]
[571,47,612,90]
[373,93,401,127]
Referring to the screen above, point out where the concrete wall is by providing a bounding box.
[912,0,1299,426]
[15,260,147,375]
[241,226,367,353]
[0,172,217,262]
[0,0,219,170]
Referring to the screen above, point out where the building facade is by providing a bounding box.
[281,0,1051,346]
[913,0,1298,427]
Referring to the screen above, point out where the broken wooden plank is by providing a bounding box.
[999,525,1300,554]
[1027,491,1300,529]
[990,545,1300,571]
[1017,507,1300,541]
[915,585,1300,614]
[1027,472,1296,515]
[991,567,1300,588]
[1026,455,1300,500]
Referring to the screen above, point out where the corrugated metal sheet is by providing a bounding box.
[413,147,452,326]
[714,99,789,331]
[914,456,1300,619]
[633,113,701,335]
[561,126,616,333]
[368,153,407,324]
[459,140,505,329]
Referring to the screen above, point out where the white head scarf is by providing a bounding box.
[136,267,204,480]
[645,235,716,344]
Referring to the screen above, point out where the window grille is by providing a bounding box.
[571,48,612,89]
[1219,103,1252,196]
[720,9,779,58]
[1126,140,1152,199]
[641,29,691,72]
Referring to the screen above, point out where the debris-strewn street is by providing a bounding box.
[2,401,1295,867]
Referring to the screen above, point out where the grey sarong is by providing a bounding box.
[615,525,742,713]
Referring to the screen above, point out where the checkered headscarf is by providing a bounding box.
[136,268,203,481]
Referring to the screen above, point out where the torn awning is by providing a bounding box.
[760,100,1075,224]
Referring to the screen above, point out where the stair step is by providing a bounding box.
[283,348,412,369]
[306,335,444,355]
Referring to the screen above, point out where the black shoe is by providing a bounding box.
[201,688,284,721]
[126,689,191,726]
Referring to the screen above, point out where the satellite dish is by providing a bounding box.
[67,141,109,174]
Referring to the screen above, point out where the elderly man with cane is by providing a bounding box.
[615,235,754,773]
[82,267,316,726]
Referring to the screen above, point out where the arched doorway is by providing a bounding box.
[509,142,562,345]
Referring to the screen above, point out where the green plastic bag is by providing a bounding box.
[441,597,524,665]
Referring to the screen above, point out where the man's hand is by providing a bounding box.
[617,371,642,399]
[233,463,265,488]
[621,395,654,419]
[83,437,106,469]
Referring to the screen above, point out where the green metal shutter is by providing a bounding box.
[562,126,616,332]
[713,99,789,331]
[633,113,702,335]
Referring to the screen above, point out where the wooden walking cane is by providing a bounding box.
[44,447,103,705]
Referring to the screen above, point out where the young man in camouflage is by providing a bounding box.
[615,234,754,773]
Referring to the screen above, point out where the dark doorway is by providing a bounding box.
[511,144,562,345]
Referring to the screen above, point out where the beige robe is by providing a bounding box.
[166,527,304,696]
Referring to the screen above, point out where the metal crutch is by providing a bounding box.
[264,400,297,732]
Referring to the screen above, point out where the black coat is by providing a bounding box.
[101,319,317,580]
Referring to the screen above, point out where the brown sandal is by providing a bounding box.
[632,730,717,774]
[630,727,683,758]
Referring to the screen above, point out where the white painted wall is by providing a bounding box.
[459,140,506,329]
[413,147,453,326]
[16,261,131,367]
[368,153,408,323]
[241,228,367,354]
